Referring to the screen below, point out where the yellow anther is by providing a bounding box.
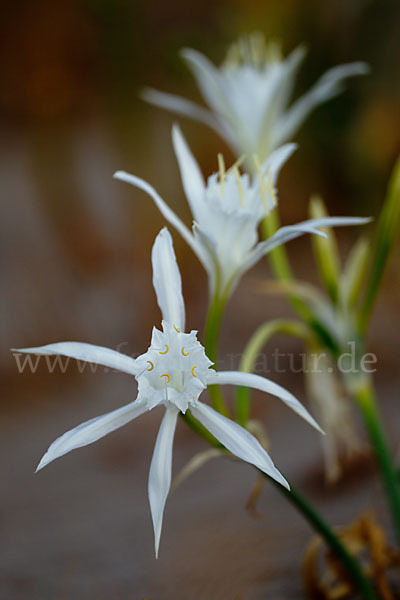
[159,344,169,355]
[173,325,181,333]
[181,347,189,356]
[218,153,226,195]
[253,154,270,215]
[160,373,171,383]
[147,361,154,371]
[191,365,198,378]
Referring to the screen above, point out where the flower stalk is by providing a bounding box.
[235,319,314,427]
[186,389,377,599]
[204,292,229,416]
[353,378,400,546]
[268,475,378,600]
[261,211,293,280]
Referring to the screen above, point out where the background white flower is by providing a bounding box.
[114,126,371,301]
[14,228,323,557]
[142,33,368,162]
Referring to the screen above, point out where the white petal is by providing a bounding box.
[36,399,147,471]
[113,170,209,270]
[261,143,297,183]
[241,216,371,277]
[191,402,288,488]
[278,45,307,106]
[172,125,206,224]
[181,48,229,117]
[238,224,326,279]
[148,406,179,558]
[207,371,323,433]
[276,62,368,144]
[141,88,222,133]
[13,342,139,376]
[192,222,219,296]
[295,216,372,229]
[152,228,185,331]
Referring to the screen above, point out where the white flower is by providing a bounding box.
[15,228,322,557]
[142,33,368,162]
[114,126,370,300]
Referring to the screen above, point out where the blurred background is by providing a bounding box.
[1,0,400,598]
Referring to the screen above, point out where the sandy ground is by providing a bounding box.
[1,365,397,599]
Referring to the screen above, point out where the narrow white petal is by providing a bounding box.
[13,342,139,376]
[315,63,369,98]
[36,399,147,471]
[141,88,222,133]
[276,62,369,144]
[151,228,185,330]
[192,222,219,296]
[238,225,326,279]
[181,48,228,116]
[191,402,289,488]
[207,371,323,433]
[261,143,297,183]
[148,406,179,558]
[295,216,372,229]
[113,170,207,267]
[241,216,371,277]
[172,124,206,223]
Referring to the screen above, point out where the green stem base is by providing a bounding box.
[268,476,378,600]
[354,379,400,546]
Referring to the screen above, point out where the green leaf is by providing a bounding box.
[309,195,341,304]
[340,235,370,309]
[358,156,400,334]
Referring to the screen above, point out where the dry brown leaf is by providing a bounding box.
[302,512,400,599]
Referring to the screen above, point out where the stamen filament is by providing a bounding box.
[218,153,226,195]
[226,154,246,176]
[233,166,245,208]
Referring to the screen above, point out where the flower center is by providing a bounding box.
[135,321,213,413]
[211,153,277,217]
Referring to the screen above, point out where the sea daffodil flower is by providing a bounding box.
[142,33,368,163]
[114,126,370,301]
[15,228,322,557]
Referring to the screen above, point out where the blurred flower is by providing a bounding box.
[305,352,364,483]
[143,33,368,162]
[114,126,371,301]
[15,228,323,557]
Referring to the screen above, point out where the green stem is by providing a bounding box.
[262,211,293,279]
[267,476,377,600]
[204,293,229,416]
[180,398,376,598]
[354,379,400,545]
[180,411,223,448]
[235,319,313,426]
